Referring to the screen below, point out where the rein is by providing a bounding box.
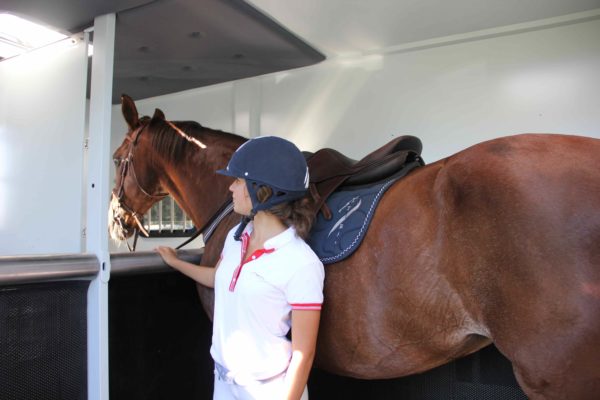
[175,200,234,249]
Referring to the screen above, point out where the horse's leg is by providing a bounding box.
[488,258,600,400]
[478,265,600,400]
[491,286,600,400]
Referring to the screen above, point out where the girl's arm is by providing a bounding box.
[285,310,321,400]
[155,246,218,288]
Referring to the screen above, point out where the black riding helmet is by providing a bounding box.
[216,136,310,239]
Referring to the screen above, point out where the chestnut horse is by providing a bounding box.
[109,95,600,399]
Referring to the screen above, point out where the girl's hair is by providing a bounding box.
[255,185,315,239]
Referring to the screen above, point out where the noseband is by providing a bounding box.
[112,123,168,251]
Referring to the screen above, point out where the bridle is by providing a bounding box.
[112,122,168,251]
[111,119,234,252]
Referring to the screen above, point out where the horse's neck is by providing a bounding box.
[157,131,239,229]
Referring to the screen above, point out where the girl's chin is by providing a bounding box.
[232,204,250,216]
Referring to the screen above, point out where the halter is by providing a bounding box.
[112,122,168,251]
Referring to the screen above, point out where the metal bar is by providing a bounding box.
[0,254,98,285]
[110,249,203,276]
[146,199,196,235]
[0,250,204,284]
[146,205,152,232]
[86,14,115,400]
[170,196,175,232]
[158,199,163,232]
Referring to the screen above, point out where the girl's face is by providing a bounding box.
[229,178,253,215]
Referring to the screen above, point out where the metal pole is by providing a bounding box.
[85,13,115,400]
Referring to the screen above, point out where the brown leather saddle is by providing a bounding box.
[306,135,423,219]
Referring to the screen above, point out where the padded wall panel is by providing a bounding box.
[0,281,89,400]
[109,272,214,400]
[108,269,528,399]
[309,345,527,399]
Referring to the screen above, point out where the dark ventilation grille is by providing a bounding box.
[109,271,214,400]
[0,281,89,400]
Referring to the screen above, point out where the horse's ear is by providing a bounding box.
[152,108,165,121]
[121,94,139,130]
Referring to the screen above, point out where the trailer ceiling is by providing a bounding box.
[1,0,598,103]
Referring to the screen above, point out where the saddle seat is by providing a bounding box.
[306,135,423,219]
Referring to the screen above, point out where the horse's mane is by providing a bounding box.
[146,118,246,166]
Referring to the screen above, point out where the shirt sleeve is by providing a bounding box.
[285,259,325,311]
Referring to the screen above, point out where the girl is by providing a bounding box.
[157,136,324,400]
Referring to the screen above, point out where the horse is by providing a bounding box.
[109,94,600,399]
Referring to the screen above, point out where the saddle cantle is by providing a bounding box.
[306,135,424,219]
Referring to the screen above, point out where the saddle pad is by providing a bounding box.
[307,161,420,264]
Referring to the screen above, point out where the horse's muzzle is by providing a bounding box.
[108,194,136,241]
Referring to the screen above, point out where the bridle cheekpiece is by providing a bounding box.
[111,122,168,251]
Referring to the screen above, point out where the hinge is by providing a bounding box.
[83,138,89,150]
[82,227,86,239]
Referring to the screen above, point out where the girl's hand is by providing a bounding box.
[155,246,179,266]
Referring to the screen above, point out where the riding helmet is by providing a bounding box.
[216,136,310,214]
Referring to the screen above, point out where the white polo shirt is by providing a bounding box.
[210,222,324,384]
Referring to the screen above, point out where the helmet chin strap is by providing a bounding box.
[234,211,255,241]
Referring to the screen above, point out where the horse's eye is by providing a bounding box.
[113,158,120,167]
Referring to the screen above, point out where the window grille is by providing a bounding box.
[143,196,195,237]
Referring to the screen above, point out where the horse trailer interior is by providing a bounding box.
[1,0,599,399]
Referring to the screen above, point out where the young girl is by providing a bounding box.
[156,136,324,400]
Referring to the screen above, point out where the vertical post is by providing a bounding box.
[85,13,115,400]
[233,78,262,138]
[248,78,262,138]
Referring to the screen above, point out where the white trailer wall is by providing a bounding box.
[113,18,600,160]
[0,41,87,255]
[262,18,600,161]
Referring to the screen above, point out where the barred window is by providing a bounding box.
[144,196,195,237]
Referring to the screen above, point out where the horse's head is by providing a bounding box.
[109,94,169,246]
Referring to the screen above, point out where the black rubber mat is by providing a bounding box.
[0,280,89,400]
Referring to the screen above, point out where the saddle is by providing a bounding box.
[306,135,423,219]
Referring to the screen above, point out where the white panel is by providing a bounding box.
[0,40,87,255]
[259,19,600,162]
[233,79,262,138]
[249,0,600,56]
[116,83,235,129]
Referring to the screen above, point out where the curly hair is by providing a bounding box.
[255,185,315,240]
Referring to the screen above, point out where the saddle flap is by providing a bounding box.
[307,149,358,183]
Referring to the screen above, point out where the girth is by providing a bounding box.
[306,135,424,219]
